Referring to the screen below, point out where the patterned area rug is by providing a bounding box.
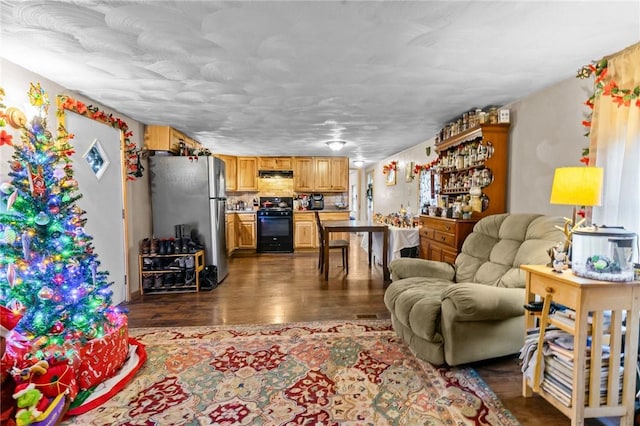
[62,320,520,425]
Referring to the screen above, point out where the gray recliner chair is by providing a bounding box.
[384,213,565,366]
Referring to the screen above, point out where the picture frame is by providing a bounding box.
[405,161,415,183]
[385,168,396,186]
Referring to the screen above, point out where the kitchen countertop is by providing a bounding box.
[294,209,351,213]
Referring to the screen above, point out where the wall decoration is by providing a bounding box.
[414,158,440,175]
[83,138,110,180]
[405,161,415,182]
[385,168,396,186]
[56,95,143,180]
[382,161,397,186]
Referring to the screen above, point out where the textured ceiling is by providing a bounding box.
[1,1,639,167]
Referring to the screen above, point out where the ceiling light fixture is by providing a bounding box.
[326,140,346,151]
[353,160,364,167]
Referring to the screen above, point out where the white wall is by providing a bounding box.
[369,75,591,217]
[507,76,592,216]
[1,59,152,295]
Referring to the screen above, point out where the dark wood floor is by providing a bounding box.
[123,238,616,426]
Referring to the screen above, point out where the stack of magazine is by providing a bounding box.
[520,325,624,408]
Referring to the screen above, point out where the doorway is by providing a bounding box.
[366,170,374,222]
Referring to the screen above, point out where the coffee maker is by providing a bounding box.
[310,193,324,210]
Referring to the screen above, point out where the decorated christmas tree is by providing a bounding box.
[0,83,122,357]
[0,84,144,425]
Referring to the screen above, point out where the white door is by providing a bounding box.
[65,112,127,304]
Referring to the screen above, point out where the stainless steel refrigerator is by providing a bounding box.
[149,156,228,283]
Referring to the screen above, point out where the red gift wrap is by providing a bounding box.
[77,315,128,390]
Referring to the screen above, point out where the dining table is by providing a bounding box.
[321,220,390,283]
[360,225,420,266]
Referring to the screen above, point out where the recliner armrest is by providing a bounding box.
[389,258,455,281]
[441,284,525,321]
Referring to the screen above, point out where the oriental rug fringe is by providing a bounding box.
[62,320,520,425]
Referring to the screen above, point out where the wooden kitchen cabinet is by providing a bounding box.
[144,125,200,153]
[236,213,256,249]
[237,157,258,191]
[293,212,316,249]
[419,216,476,262]
[225,213,236,255]
[258,157,292,171]
[319,211,350,241]
[215,154,237,192]
[314,157,348,192]
[293,211,350,249]
[293,157,315,192]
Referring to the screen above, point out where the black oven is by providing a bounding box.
[256,197,294,253]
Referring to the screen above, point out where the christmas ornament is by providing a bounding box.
[61,178,78,189]
[22,231,31,259]
[35,212,50,226]
[50,321,64,334]
[6,264,16,287]
[72,314,88,329]
[0,182,14,194]
[38,287,54,300]
[28,164,46,198]
[4,227,17,245]
[6,190,17,211]
[52,164,65,180]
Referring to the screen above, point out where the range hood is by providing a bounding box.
[259,170,293,179]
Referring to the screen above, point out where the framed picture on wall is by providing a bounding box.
[405,161,415,183]
[386,168,396,186]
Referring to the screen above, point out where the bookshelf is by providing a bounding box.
[521,265,640,426]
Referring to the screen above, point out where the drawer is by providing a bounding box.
[433,230,455,247]
[423,218,455,233]
[420,227,435,240]
[528,273,580,309]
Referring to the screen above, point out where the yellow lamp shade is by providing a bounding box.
[549,167,603,206]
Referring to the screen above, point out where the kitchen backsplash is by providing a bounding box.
[227,177,348,211]
[257,176,293,195]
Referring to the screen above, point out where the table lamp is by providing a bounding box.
[549,166,603,256]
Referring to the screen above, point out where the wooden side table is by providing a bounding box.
[521,264,640,426]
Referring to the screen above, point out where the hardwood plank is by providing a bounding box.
[121,238,619,426]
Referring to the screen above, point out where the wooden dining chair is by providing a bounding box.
[314,211,349,274]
